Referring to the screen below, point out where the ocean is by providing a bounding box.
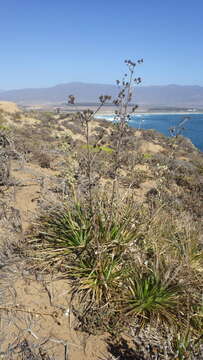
[96,113,203,152]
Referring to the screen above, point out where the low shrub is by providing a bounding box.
[0,150,10,185]
[33,151,51,168]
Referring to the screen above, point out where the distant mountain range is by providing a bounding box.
[0,82,203,107]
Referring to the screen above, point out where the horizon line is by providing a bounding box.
[1,82,203,92]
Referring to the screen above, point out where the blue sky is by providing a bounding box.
[0,0,203,89]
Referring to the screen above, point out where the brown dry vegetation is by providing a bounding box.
[0,102,202,359]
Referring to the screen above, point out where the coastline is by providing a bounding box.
[96,111,203,117]
[95,112,203,152]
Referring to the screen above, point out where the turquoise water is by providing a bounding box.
[96,113,203,152]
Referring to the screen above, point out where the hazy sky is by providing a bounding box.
[1,0,203,89]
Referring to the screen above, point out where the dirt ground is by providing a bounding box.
[0,159,110,360]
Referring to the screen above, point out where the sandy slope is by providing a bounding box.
[0,101,21,113]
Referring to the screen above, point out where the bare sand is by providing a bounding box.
[0,101,21,113]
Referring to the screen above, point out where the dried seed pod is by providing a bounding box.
[68,95,75,104]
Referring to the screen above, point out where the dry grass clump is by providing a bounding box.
[26,198,203,347]
[61,120,84,135]
[1,339,52,360]
[0,130,12,186]
[32,150,52,168]
[0,109,6,125]
[0,152,10,185]
[103,329,203,360]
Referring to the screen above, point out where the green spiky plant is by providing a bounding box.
[120,267,183,327]
[28,197,137,271]
[28,204,92,269]
[71,253,124,305]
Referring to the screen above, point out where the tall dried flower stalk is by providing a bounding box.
[109,58,143,214]
[68,95,111,213]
